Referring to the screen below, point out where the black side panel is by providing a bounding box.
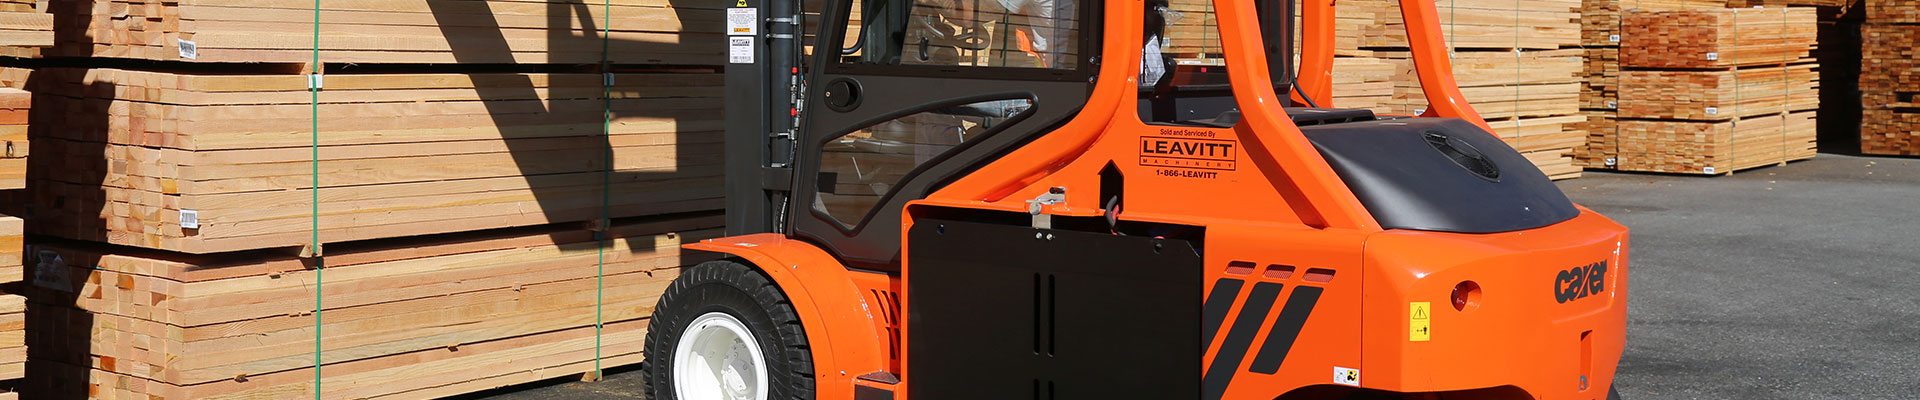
[1301,118,1580,233]
[908,219,1202,400]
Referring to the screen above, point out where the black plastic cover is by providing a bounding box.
[1301,118,1579,233]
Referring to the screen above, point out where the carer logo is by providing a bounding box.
[1554,260,1608,304]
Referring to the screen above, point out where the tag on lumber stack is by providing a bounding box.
[1861,3,1920,155]
[23,68,724,254]
[0,0,50,58]
[43,0,723,65]
[22,214,719,399]
[1361,0,1588,179]
[1574,0,1728,169]
[1611,7,1818,174]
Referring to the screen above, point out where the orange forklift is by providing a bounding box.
[642,0,1630,396]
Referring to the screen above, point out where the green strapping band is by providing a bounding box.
[310,0,324,398]
[596,0,614,380]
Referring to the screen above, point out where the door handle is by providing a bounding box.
[823,79,862,112]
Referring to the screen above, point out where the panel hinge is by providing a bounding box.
[1026,187,1068,229]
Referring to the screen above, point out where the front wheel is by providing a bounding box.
[643,260,815,400]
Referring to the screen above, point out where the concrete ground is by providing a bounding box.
[468,153,1920,400]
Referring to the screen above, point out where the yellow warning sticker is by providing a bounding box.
[1409,302,1432,342]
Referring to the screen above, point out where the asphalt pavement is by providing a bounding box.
[470,153,1920,400]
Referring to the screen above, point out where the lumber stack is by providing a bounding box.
[1618,8,1818,68]
[0,0,50,58]
[13,0,731,398]
[1867,0,1920,23]
[45,0,724,66]
[1357,0,1588,179]
[1862,3,1920,155]
[1573,0,1728,169]
[1165,0,1222,57]
[1606,7,1819,174]
[0,67,24,400]
[22,68,725,254]
[24,215,721,400]
[1332,57,1396,110]
[0,88,20,191]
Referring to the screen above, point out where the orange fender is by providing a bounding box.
[684,233,890,399]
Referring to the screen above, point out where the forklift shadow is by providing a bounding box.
[423,0,728,255]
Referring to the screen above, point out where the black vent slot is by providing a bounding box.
[1424,131,1500,181]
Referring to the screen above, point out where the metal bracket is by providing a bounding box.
[1026,187,1067,229]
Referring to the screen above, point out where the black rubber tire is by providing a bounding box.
[642,260,814,400]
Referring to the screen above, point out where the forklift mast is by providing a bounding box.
[723,0,803,236]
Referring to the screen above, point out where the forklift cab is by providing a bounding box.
[790,0,1402,267]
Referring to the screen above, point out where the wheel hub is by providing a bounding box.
[673,312,769,400]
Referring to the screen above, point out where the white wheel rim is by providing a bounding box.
[672,312,770,400]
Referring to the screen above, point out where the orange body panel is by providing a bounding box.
[684,235,895,399]
[1358,209,1629,399]
[686,0,1630,397]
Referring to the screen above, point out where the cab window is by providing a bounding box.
[840,0,1083,71]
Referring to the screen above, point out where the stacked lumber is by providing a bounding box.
[1165,0,1222,56]
[1332,57,1396,110]
[1572,0,1728,168]
[14,0,730,398]
[45,0,724,65]
[1606,7,1819,174]
[1581,46,1618,110]
[0,0,50,58]
[23,68,725,254]
[1578,110,1619,168]
[24,214,721,399]
[1617,64,1818,120]
[1618,8,1818,68]
[1354,0,1588,179]
[1614,110,1815,173]
[0,88,20,191]
[0,289,17,390]
[1384,50,1584,120]
[1861,7,1920,155]
[1867,0,1920,22]
[1,216,17,282]
[0,73,24,399]
[1364,0,1583,50]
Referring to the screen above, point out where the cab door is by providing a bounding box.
[789,0,1102,267]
